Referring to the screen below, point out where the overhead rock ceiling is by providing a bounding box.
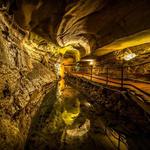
[2,0,150,59]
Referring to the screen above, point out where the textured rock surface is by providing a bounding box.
[8,0,150,56]
[0,10,57,150]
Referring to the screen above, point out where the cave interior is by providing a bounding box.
[0,0,150,150]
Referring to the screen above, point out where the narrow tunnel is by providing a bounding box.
[0,0,150,150]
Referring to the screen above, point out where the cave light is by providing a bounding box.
[89,61,94,65]
[80,58,96,66]
[123,53,136,61]
[81,59,95,62]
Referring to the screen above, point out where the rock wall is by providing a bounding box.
[0,11,57,149]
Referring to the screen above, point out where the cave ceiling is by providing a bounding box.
[1,0,150,62]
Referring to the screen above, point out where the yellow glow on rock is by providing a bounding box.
[63,58,74,65]
[59,45,80,62]
[58,79,65,92]
[59,64,65,78]
[22,32,61,62]
[94,29,150,56]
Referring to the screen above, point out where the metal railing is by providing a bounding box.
[65,74,129,150]
[64,62,150,102]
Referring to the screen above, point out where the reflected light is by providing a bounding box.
[123,53,136,61]
[89,61,94,65]
[62,98,80,126]
[66,119,90,137]
[62,110,80,126]
[81,59,94,62]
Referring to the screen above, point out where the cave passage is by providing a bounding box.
[0,0,150,150]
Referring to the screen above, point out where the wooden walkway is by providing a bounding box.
[71,72,150,114]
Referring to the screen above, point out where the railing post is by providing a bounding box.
[121,49,125,90]
[91,66,93,81]
[118,134,121,150]
[98,67,100,75]
[106,67,109,86]
[127,66,128,79]
[121,61,124,90]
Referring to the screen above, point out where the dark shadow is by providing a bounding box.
[24,85,58,150]
[66,75,150,150]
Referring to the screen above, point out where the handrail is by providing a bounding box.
[73,72,150,96]
[84,72,150,84]
[65,60,150,104]
[66,75,125,94]
[66,73,122,94]
[124,61,150,68]
[64,61,150,68]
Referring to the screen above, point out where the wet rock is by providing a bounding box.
[0,118,23,150]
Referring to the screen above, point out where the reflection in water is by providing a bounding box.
[66,119,90,137]
[25,63,128,150]
[62,98,80,126]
